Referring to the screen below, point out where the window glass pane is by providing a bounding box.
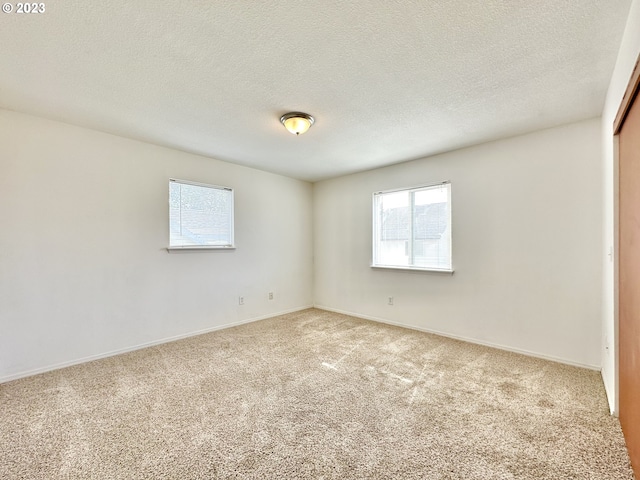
[377,191,410,266]
[373,183,451,270]
[169,180,233,248]
[412,185,450,269]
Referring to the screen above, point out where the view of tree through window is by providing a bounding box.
[169,180,234,248]
[373,183,451,270]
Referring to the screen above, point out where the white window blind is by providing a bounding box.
[372,182,452,271]
[169,179,234,248]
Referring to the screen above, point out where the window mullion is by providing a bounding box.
[378,196,384,263]
[409,191,415,266]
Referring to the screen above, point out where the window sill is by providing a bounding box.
[371,264,454,274]
[167,245,236,252]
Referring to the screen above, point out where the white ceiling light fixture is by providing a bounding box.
[280,112,315,136]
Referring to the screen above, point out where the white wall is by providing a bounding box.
[601,0,640,414]
[0,109,313,382]
[314,118,603,368]
[0,108,613,382]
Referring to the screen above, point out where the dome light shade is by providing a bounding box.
[280,112,315,135]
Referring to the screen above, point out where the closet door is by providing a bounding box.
[618,66,640,477]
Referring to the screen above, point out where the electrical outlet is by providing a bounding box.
[268,292,274,300]
[239,296,244,305]
[388,296,394,305]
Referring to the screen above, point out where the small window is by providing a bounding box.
[372,182,452,271]
[169,179,234,249]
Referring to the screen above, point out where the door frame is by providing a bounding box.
[613,55,640,134]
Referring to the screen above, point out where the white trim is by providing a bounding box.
[373,180,451,195]
[166,245,236,252]
[313,305,600,371]
[169,178,232,191]
[0,305,313,384]
[371,265,454,274]
[602,370,618,417]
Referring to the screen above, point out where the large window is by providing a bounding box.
[169,179,234,249]
[372,182,452,271]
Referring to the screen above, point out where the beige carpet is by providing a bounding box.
[0,308,634,479]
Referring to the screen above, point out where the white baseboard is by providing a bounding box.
[314,304,601,371]
[1,305,313,384]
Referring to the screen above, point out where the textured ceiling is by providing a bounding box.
[0,1,632,181]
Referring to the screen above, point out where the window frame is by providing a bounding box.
[371,182,453,273]
[167,178,235,251]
